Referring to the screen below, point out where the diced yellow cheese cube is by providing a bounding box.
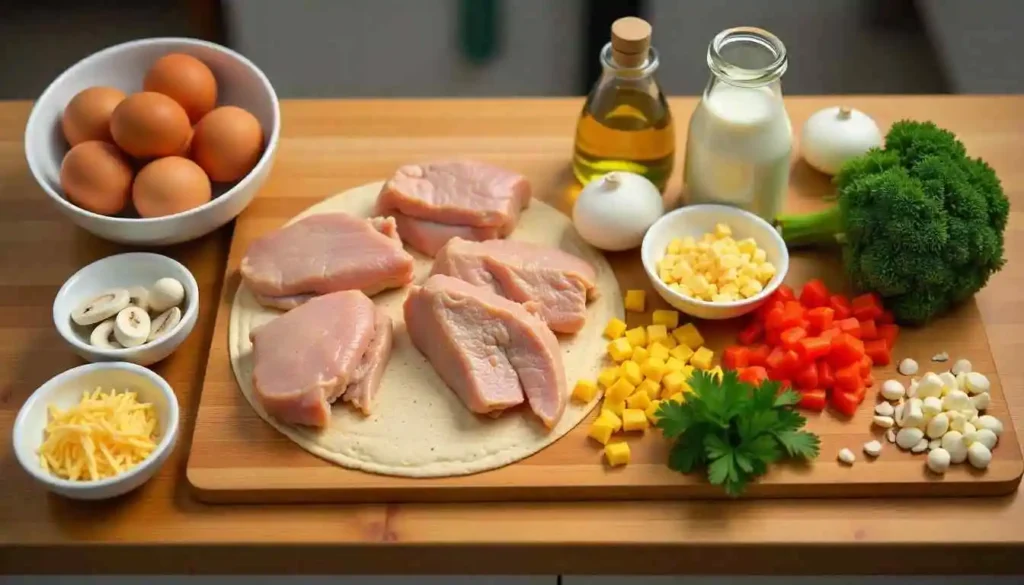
[681,365,695,379]
[662,371,690,397]
[740,279,763,298]
[607,337,632,362]
[571,379,599,403]
[666,238,683,254]
[646,324,668,346]
[596,409,623,431]
[757,262,776,282]
[626,390,652,410]
[624,327,647,348]
[659,254,679,271]
[588,419,616,445]
[602,398,626,417]
[598,367,620,388]
[681,236,697,250]
[710,366,724,381]
[691,346,714,371]
[603,318,627,339]
[637,378,662,401]
[752,248,767,263]
[622,408,649,432]
[620,360,644,386]
[630,346,650,364]
[660,268,675,283]
[736,237,758,255]
[605,378,635,403]
[718,254,742,270]
[714,222,732,238]
[648,343,670,361]
[641,358,666,382]
[652,310,680,329]
[667,392,686,403]
[669,344,694,363]
[658,335,678,349]
[670,262,693,281]
[672,323,704,349]
[664,357,686,372]
[645,400,663,424]
[604,442,631,466]
[712,293,737,303]
[720,282,740,296]
[624,290,646,312]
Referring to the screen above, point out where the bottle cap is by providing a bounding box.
[611,17,652,68]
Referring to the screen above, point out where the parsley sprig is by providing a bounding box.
[655,369,820,496]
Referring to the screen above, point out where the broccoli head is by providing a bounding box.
[776,120,1009,325]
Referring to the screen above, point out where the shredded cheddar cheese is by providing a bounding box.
[38,387,159,481]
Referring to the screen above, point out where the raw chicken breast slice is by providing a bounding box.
[404,274,567,427]
[430,238,599,334]
[240,213,414,308]
[375,160,531,229]
[342,308,394,415]
[391,211,505,257]
[250,290,392,427]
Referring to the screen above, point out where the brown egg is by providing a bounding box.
[110,92,192,159]
[61,86,126,145]
[143,53,218,124]
[190,106,264,183]
[132,156,212,218]
[60,141,134,215]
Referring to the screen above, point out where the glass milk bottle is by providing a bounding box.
[683,27,793,220]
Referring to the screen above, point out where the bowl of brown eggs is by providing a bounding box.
[25,38,280,246]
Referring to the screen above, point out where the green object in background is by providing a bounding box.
[459,0,500,64]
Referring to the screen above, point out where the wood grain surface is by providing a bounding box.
[187,174,1022,502]
[2,97,1024,574]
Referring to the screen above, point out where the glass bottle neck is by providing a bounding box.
[706,27,787,89]
[599,42,661,82]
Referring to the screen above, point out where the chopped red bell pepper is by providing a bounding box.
[820,327,841,342]
[774,284,796,303]
[806,306,834,334]
[765,306,785,332]
[836,317,862,338]
[851,292,884,321]
[798,389,827,411]
[864,338,891,366]
[800,279,830,309]
[878,310,895,325]
[859,319,878,340]
[765,346,787,371]
[794,362,819,390]
[780,303,806,330]
[859,354,873,377]
[877,324,900,350]
[796,336,831,361]
[863,374,875,388]
[817,361,835,389]
[746,344,770,367]
[738,366,769,386]
[830,386,865,416]
[780,327,808,349]
[780,349,803,373]
[723,346,750,370]
[738,320,764,345]
[829,294,852,320]
[828,333,864,367]
[834,363,863,393]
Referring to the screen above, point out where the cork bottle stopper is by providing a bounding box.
[611,16,652,68]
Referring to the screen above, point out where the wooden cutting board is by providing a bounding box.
[187,172,1023,503]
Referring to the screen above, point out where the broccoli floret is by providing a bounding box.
[776,121,1009,325]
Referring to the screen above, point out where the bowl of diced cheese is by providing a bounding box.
[641,204,789,320]
[12,361,179,500]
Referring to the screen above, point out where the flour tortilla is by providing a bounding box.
[229,181,622,478]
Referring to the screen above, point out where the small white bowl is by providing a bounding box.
[12,361,179,500]
[641,204,789,320]
[24,37,280,246]
[53,252,199,366]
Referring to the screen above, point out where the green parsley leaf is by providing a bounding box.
[656,366,821,497]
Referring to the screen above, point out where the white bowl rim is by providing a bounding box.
[24,36,281,226]
[12,361,179,490]
[641,203,790,309]
[51,252,200,358]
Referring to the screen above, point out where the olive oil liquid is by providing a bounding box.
[572,87,675,191]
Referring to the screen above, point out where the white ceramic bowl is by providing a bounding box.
[12,361,179,500]
[53,252,199,366]
[25,37,280,246]
[641,204,789,320]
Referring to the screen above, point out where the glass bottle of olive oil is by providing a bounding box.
[573,17,675,191]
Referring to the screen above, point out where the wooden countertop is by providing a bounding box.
[1,96,1023,575]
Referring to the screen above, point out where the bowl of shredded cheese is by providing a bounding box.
[12,361,179,499]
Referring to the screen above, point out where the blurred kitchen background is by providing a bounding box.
[3,0,1022,100]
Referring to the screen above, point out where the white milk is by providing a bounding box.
[684,82,793,220]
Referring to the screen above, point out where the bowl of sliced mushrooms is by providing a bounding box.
[52,252,199,366]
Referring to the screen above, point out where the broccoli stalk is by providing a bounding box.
[775,121,1009,326]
